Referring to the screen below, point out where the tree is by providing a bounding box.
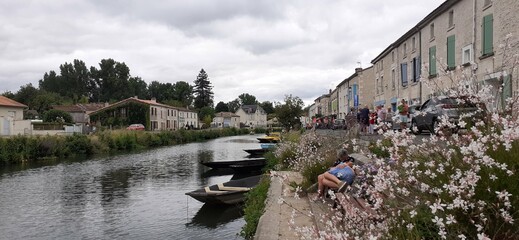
[274,95,304,130]
[128,76,149,99]
[39,60,93,103]
[214,101,229,113]
[90,59,131,102]
[14,83,39,107]
[172,81,193,107]
[42,109,73,123]
[260,101,275,114]
[30,91,63,113]
[227,98,241,113]
[238,93,258,105]
[1,91,15,99]
[198,106,215,123]
[193,69,214,109]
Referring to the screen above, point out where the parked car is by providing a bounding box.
[410,96,484,134]
[126,123,145,131]
[332,119,346,130]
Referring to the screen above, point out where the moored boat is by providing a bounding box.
[243,148,269,157]
[185,175,262,204]
[200,158,266,169]
[256,132,281,143]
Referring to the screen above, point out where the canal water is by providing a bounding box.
[0,134,265,240]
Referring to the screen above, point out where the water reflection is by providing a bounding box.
[0,134,262,240]
[188,204,243,229]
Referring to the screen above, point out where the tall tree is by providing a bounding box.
[172,81,193,107]
[214,101,229,113]
[260,101,274,114]
[39,59,93,103]
[193,69,214,109]
[14,83,39,107]
[227,98,241,113]
[90,59,131,102]
[274,95,304,130]
[128,76,149,99]
[238,93,258,105]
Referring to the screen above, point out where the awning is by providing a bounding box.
[374,100,386,106]
[390,97,398,104]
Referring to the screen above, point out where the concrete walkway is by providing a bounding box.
[254,152,374,240]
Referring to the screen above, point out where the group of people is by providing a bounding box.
[355,99,410,133]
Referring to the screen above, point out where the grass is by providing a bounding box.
[240,175,270,239]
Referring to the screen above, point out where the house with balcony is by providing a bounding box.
[212,112,240,128]
[235,105,267,128]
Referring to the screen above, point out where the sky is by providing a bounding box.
[0,0,445,107]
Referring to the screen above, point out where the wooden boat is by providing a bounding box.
[256,132,281,143]
[260,143,276,149]
[229,162,266,173]
[243,148,269,157]
[200,158,266,169]
[185,175,262,205]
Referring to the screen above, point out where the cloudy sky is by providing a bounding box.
[0,0,445,106]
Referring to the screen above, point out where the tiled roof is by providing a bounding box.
[215,112,240,117]
[53,103,106,113]
[89,97,178,115]
[241,105,258,113]
[0,96,27,108]
[53,105,83,112]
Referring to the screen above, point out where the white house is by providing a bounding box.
[235,105,267,128]
[213,112,240,128]
[0,96,29,136]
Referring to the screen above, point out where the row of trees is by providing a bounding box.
[2,58,306,129]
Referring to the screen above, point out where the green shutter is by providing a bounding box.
[482,14,493,55]
[447,35,455,68]
[429,46,437,75]
[503,75,512,100]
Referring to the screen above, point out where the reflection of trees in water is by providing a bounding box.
[187,204,243,229]
[100,168,132,205]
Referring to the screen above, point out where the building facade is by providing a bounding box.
[0,96,28,136]
[235,105,267,128]
[212,112,240,128]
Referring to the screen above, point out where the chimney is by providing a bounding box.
[151,97,157,103]
[134,96,138,99]
[355,68,363,73]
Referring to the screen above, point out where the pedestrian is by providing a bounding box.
[369,111,377,134]
[377,105,387,131]
[398,99,409,130]
[359,105,370,134]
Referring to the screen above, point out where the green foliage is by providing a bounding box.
[238,93,258,105]
[89,101,148,129]
[42,109,73,123]
[241,175,270,239]
[259,101,274,114]
[214,101,229,113]
[198,106,215,122]
[274,94,304,130]
[193,68,214,109]
[368,139,391,158]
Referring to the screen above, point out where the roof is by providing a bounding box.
[0,96,27,108]
[215,112,240,118]
[53,103,106,113]
[90,97,178,115]
[371,0,461,63]
[240,105,261,114]
[176,107,197,113]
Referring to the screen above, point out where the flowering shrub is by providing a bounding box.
[281,36,519,239]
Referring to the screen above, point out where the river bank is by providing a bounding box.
[0,128,252,165]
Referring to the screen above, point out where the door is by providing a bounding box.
[2,117,10,135]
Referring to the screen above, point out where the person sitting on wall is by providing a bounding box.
[316,148,356,198]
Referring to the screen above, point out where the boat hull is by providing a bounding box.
[186,175,262,205]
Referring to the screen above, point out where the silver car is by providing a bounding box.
[410,96,484,134]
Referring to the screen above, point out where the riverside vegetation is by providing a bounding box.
[0,128,254,164]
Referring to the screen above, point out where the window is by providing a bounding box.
[462,44,473,64]
[412,37,416,51]
[391,69,396,90]
[412,57,421,82]
[401,63,408,87]
[482,14,493,56]
[392,51,395,62]
[430,23,435,39]
[403,43,407,57]
[447,35,456,68]
[381,76,384,93]
[448,10,454,28]
[376,78,380,94]
[429,46,437,76]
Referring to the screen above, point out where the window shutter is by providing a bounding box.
[482,14,494,55]
[429,46,437,75]
[401,63,408,87]
[447,35,456,68]
[503,75,512,100]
